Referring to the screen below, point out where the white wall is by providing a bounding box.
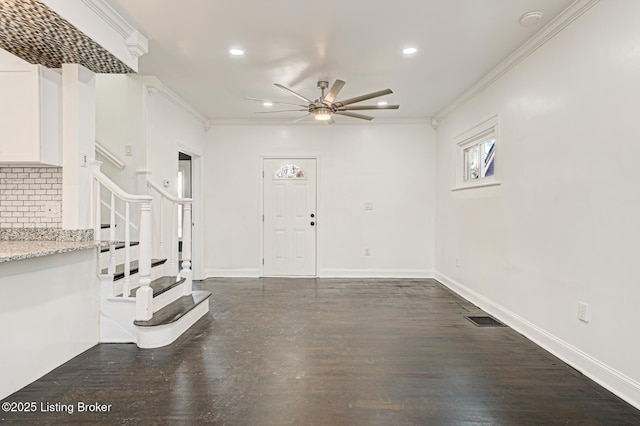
[145,88,206,191]
[95,75,145,193]
[204,122,435,278]
[434,0,640,408]
[0,250,99,399]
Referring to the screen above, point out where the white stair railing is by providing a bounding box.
[91,162,155,321]
[146,179,193,295]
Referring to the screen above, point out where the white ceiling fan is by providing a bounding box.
[247,79,399,124]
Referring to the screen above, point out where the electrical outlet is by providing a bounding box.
[577,302,589,322]
[125,145,132,156]
[45,201,60,217]
[364,248,371,256]
[455,258,460,268]
[364,202,373,211]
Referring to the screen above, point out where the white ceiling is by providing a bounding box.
[104,0,575,123]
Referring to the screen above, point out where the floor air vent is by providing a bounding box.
[465,316,505,327]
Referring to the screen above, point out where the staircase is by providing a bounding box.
[93,163,210,349]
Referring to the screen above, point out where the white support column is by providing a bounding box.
[135,201,153,321]
[181,202,192,295]
[62,64,95,230]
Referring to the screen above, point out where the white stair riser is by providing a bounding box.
[99,276,136,343]
[111,264,166,296]
[99,245,140,270]
[99,227,110,241]
[152,281,185,313]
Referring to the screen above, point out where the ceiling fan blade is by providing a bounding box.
[341,104,400,111]
[334,89,393,107]
[254,109,307,114]
[274,83,314,104]
[245,97,307,108]
[291,113,312,123]
[335,111,375,121]
[323,79,346,104]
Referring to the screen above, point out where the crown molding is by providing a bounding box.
[207,117,431,127]
[80,0,148,61]
[143,76,210,129]
[435,0,601,122]
[80,0,134,38]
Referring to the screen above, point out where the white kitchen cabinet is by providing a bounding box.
[0,64,62,166]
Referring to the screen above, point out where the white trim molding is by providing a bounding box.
[207,117,432,127]
[95,140,125,170]
[143,76,210,129]
[320,269,434,279]
[204,269,261,278]
[80,0,136,38]
[435,0,601,122]
[434,271,640,411]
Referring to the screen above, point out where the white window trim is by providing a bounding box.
[452,115,501,191]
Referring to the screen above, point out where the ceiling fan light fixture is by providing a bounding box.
[314,111,332,121]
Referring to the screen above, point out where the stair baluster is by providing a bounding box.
[181,203,192,295]
[146,179,192,285]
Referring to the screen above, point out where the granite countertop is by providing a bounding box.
[0,240,100,263]
[0,228,98,263]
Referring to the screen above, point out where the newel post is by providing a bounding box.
[135,201,153,321]
[181,202,192,295]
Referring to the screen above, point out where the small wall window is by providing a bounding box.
[274,163,306,179]
[454,115,499,190]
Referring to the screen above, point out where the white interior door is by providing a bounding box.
[263,158,317,276]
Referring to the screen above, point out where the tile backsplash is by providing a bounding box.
[0,167,63,228]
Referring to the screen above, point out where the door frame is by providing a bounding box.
[260,155,320,277]
[178,145,203,280]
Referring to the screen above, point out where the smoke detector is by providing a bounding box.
[519,11,543,26]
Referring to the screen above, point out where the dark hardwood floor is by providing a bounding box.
[2,278,639,425]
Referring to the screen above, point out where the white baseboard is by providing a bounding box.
[203,268,433,279]
[319,269,434,278]
[434,271,640,411]
[203,268,260,278]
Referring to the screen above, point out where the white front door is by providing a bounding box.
[263,158,317,276]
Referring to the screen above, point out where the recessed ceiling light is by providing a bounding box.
[263,101,273,107]
[402,47,418,55]
[229,48,245,56]
[377,101,388,106]
[519,11,543,26]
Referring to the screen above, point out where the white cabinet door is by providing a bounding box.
[0,66,40,161]
[263,158,317,276]
[0,64,61,165]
